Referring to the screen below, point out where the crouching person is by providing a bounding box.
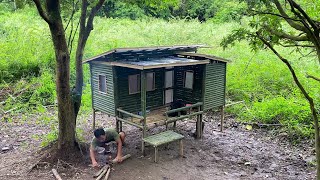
[90,128,125,168]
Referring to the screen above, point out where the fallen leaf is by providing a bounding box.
[246,125,252,130]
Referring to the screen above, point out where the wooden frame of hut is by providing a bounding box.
[84,45,229,156]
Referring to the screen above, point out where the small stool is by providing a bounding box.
[143,130,184,162]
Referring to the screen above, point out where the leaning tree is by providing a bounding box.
[221,0,320,178]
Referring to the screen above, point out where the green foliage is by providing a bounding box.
[241,97,312,134]
[0,7,54,82]
[41,130,58,147]
[102,1,146,20]
[211,1,247,23]
[97,0,247,22]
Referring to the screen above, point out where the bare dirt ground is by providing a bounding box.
[0,111,316,180]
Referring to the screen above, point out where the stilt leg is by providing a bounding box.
[142,141,145,156]
[220,106,225,132]
[179,139,183,157]
[116,118,119,132]
[120,121,123,132]
[196,115,201,138]
[92,109,96,130]
[154,146,158,162]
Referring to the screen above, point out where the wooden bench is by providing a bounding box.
[143,130,184,162]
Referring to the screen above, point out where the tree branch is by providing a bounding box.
[278,43,315,48]
[32,0,51,24]
[306,74,320,82]
[64,0,80,31]
[286,0,320,63]
[256,31,313,103]
[252,10,301,22]
[288,0,319,32]
[273,0,306,32]
[85,0,105,37]
[265,26,308,41]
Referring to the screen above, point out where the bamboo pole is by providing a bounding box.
[117,108,144,119]
[103,168,111,180]
[110,154,131,164]
[52,169,62,180]
[93,165,108,178]
[116,117,143,129]
[95,166,109,180]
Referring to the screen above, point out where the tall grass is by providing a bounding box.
[0,7,319,140]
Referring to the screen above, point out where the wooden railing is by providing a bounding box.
[116,108,144,129]
[164,102,203,125]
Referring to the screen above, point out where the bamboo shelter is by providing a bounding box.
[84,45,229,160]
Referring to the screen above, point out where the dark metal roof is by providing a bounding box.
[83,44,208,63]
[92,56,210,70]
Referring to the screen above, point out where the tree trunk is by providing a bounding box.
[74,0,105,119]
[47,2,76,150]
[73,40,84,120]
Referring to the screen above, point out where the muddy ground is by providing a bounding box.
[0,111,316,180]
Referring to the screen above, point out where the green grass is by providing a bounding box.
[0,7,319,141]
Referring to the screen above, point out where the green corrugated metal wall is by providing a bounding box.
[90,62,115,115]
[175,65,204,104]
[204,62,226,110]
[115,67,164,113]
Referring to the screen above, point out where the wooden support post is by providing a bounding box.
[119,121,123,132]
[141,70,147,156]
[220,106,225,132]
[92,109,96,130]
[116,120,119,133]
[200,64,206,138]
[179,139,183,157]
[174,111,180,130]
[196,106,201,138]
[116,110,120,133]
[154,146,158,162]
